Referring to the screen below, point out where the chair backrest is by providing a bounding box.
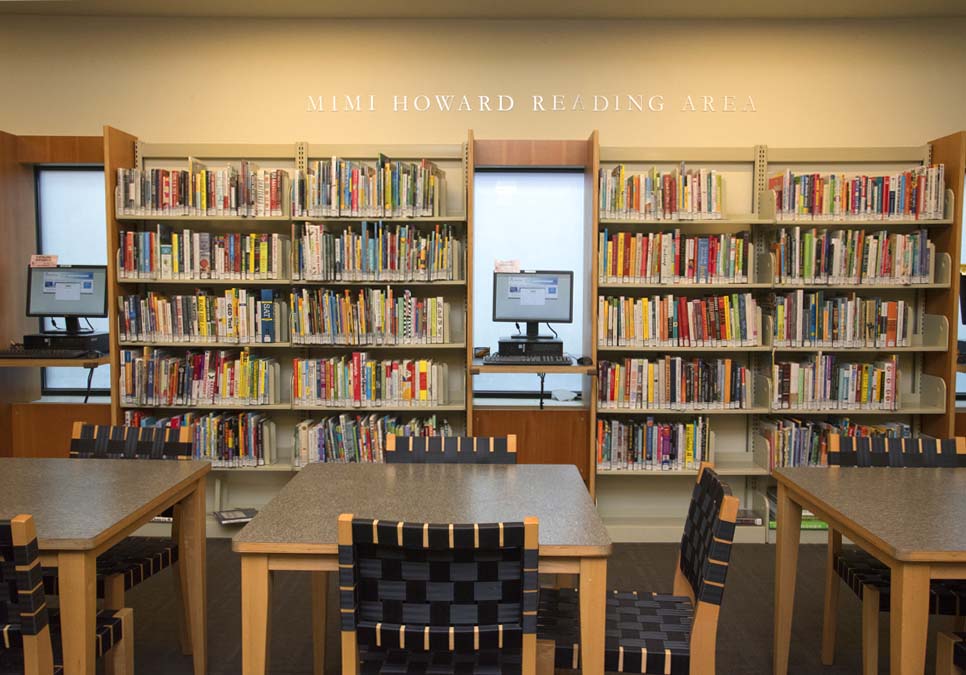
[827,434,966,467]
[384,434,517,464]
[0,514,54,675]
[675,464,739,608]
[338,513,538,657]
[70,422,192,460]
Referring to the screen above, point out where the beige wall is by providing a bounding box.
[1,16,965,146]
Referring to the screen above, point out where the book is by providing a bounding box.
[294,414,453,465]
[758,417,910,469]
[213,508,258,526]
[291,354,448,407]
[597,357,749,410]
[735,509,763,526]
[598,230,750,285]
[770,354,898,412]
[770,291,911,348]
[598,163,724,221]
[596,416,710,471]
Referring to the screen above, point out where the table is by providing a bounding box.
[773,467,966,675]
[0,457,210,675]
[233,463,612,675]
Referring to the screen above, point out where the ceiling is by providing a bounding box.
[1,0,966,19]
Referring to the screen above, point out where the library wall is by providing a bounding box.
[0,17,965,145]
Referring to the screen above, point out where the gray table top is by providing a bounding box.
[0,457,210,551]
[775,467,966,562]
[233,463,612,557]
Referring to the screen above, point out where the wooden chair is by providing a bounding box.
[384,434,517,464]
[537,463,738,674]
[0,514,133,675]
[337,513,539,674]
[43,423,192,654]
[821,435,966,675]
[937,631,966,673]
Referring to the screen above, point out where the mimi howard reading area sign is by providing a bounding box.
[306,94,758,114]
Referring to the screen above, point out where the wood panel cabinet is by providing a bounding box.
[472,406,590,483]
[10,402,111,458]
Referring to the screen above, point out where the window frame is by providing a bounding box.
[34,164,110,397]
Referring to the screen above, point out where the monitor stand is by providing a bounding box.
[508,321,553,341]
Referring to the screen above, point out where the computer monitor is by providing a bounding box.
[26,265,108,334]
[493,270,573,340]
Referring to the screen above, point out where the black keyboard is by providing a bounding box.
[482,354,573,366]
[0,348,93,359]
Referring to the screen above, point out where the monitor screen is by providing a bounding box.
[493,271,573,323]
[26,265,108,318]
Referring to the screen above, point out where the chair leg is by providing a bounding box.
[108,608,135,675]
[536,638,556,675]
[103,576,126,675]
[172,557,192,655]
[862,584,880,675]
[821,529,842,665]
[937,632,958,674]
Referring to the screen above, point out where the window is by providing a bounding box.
[35,167,110,394]
[472,171,586,394]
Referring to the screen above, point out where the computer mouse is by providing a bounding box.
[576,356,593,366]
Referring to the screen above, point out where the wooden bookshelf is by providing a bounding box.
[102,128,473,500]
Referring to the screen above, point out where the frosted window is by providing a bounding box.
[473,172,586,393]
[37,168,111,392]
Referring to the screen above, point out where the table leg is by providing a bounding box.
[312,571,328,675]
[773,483,802,675]
[57,550,96,675]
[889,562,930,675]
[241,554,272,675]
[579,557,607,675]
[178,479,208,675]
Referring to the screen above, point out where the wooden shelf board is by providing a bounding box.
[291,403,465,412]
[120,403,291,411]
[599,216,769,226]
[0,355,110,368]
[117,215,291,221]
[294,279,466,287]
[120,341,292,348]
[296,216,467,223]
[295,342,466,350]
[118,277,292,286]
[598,282,772,291]
[597,344,770,353]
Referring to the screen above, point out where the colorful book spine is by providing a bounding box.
[596,357,749,410]
[293,414,453,465]
[771,292,909,348]
[598,163,724,221]
[598,230,750,284]
[291,354,448,407]
[759,417,911,469]
[596,416,710,471]
[770,355,898,411]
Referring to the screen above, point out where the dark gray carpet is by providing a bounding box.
[125,540,949,674]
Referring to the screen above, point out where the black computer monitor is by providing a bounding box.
[492,270,573,340]
[26,265,108,334]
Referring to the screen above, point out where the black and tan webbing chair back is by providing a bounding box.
[827,434,966,467]
[0,514,55,675]
[384,434,517,464]
[338,514,539,674]
[70,422,192,460]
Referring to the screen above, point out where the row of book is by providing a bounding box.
[294,222,463,282]
[117,290,290,344]
[760,417,911,469]
[599,230,751,285]
[290,288,452,345]
[599,164,725,221]
[117,227,291,281]
[597,357,750,410]
[767,165,946,221]
[771,228,935,285]
[596,416,711,471]
[293,157,447,218]
[597,293,761,348]
[119,349,282,407]
[770,355,898,411]
[123,411,280,467]
[294,414,453,466]
[771,292,911,348]
[116,162,292,217]
[292,354,450,407]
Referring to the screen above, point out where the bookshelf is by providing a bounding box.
[591,140,961,543]
[102,127,473,529]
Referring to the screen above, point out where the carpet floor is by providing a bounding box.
[124,539,949,674]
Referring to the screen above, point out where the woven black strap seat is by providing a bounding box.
[42,536,178,598]
[384,434,517,464]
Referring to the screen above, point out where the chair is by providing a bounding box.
[384,434,517,464]
[0,514,133,675]
[821,435,966,675]
[337,513,539,674]
[42,423,191,651]
[937,631,966,673]
[537,463,738,674]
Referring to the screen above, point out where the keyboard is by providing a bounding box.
[0,348,93,359]
[482,354,573,366]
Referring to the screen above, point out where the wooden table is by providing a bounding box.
[773,467,966,675]
[0,457,210,675]
[233,463,612,675]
